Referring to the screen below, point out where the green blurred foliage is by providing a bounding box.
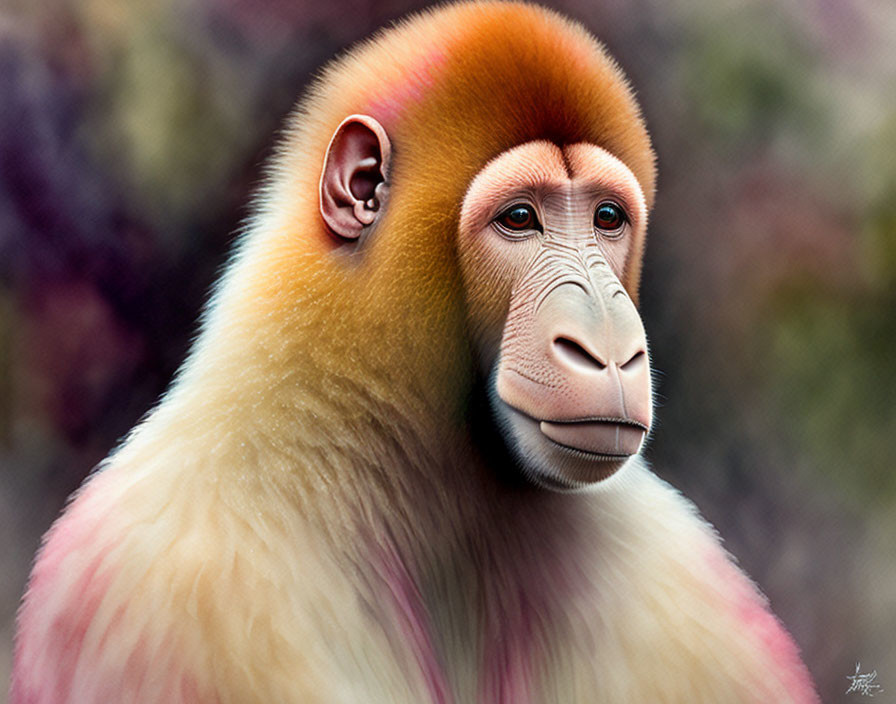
[82,3,253,238]
[668,1,896,514]
[862,115,896,291]
[763,113,896,508]
[768,285,896,505]
[681,7,825,150]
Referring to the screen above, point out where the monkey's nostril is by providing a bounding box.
[553,337,607,370]
[621,350,646,372]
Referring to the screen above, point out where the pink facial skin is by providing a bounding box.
[458,140,652,488]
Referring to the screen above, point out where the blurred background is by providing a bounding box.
[1,0,894,700]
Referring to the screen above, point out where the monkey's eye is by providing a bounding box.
[495,205,541,236]
[594,202,626,235]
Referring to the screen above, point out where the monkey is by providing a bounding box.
[11,2,820,702]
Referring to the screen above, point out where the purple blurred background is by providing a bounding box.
[1,0,894,701]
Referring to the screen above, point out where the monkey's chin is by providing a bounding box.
[490,398,640,492]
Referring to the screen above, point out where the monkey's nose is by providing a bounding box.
[619,349,647,373]
[546,332,652,435]
[552,337,607,371]
[551,335,646,377]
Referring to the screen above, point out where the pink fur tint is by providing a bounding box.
[11,481,114,702]
[372,538,453,704]
[478,588,536,704]
[11,472,213,704]
[735,590,818,703]
[704,548,819,704]
[366,49,446,125]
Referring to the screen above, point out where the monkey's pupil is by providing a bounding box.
[504,207,532,228]
[596,204,623,229]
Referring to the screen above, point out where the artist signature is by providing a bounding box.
[847,663,883,697]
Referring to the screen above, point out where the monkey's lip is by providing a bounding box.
[538,419,646,458]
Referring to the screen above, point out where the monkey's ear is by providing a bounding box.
[319,115,392,240]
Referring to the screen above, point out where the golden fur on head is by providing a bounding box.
[221,2,657,436]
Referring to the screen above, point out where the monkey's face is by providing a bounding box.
[458,141,652,490]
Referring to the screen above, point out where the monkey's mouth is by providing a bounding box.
[539,419,646,459]
[499,397,648,461]
[488,375,650,488]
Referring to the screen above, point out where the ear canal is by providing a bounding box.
[319,115,391,241]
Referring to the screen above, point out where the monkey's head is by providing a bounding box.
[242,2,657,491]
